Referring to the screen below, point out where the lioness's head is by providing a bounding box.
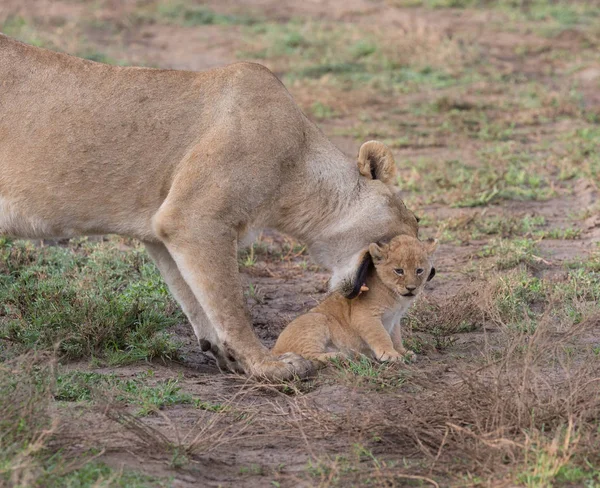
[324,141,420,297]
[368,235,437,298]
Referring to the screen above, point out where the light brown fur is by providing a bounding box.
[0,35,419,380]
[273,236,437,364]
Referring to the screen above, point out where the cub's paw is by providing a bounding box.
[402,350,417,363]
[377,350,402,363]
[311,352,347,369]
[250,352,315,381]
[395,346,417,364]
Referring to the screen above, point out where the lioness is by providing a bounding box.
[273,235,436,364]
[0,34,419,380]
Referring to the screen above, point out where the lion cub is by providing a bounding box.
[273,235,437,364]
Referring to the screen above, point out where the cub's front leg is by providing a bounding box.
[353,316,401,362]
[390,324,416,363]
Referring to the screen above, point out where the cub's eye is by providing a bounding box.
[394,268,404,276]
[416,268,424,275]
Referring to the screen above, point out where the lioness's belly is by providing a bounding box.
[0,195,65,238]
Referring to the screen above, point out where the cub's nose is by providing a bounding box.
[406,285,417,292]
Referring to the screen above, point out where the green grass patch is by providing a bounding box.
[516,424,599,488]
[535,227,582,240]
[76,48,121,65]
[311,101,336,120]
[494,271,546,333]
[473,215,546,238]
[566,248,600,273]
[433,214,584,245]
[1,15,52,48]
[1,15,127,66]
[398,143,557,207]
[409,257,599,338]
[0,238,182,363]
[42,460,170,488]
[329,355,407,390]
[480,238,541,270]
[0,354,55,481]
[0,354,169,486]
[241,21,480,92]
[494,263,600,333]
[137,1,258,27]
[56,370,194,416]
[392,0,600,29]
[560,127,600,187]
[553,461,600,486]
[56,369,223,416]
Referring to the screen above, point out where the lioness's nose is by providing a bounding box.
[406,285,417,291]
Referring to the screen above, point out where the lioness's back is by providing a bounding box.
[0,35,305,239]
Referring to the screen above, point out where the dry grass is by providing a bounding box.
[297,315,600,485]
[104,382,295,459]
[407,280,499,335]
[377,291,600,484]
[0,352,58,487]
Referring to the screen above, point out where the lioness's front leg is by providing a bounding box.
[152,213,313,380]
[144,241,244,373]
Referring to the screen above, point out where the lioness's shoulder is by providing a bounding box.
[223,61,274,76]
[218,61,284,90]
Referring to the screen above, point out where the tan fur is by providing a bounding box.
[273,236,437,364]
[0,35,419,380]
[357,140,397,185]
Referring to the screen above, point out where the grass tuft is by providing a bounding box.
[0,238,182,363]
[329,355,407,390]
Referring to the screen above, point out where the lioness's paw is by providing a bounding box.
[200,339,245,374]
[250,353,315,381]
[377,350,402,363]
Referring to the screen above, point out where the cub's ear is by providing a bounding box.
[357,141,397,185]
[368,243,384,263]
[427,267,436,282]
[424,237,438,254]
[344,250,372,299]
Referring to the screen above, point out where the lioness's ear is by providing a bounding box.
[357,141,397,185]
[427,267,436,282]
[368,243,384,263]
[344,250,372,299]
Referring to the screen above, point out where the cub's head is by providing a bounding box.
[367,235,437,298]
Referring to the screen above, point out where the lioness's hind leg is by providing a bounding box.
[144,241,243,373]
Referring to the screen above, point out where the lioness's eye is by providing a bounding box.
[394,268,404,276]
[416,268,424,275]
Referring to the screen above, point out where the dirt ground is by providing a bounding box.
[1,0,600,487]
